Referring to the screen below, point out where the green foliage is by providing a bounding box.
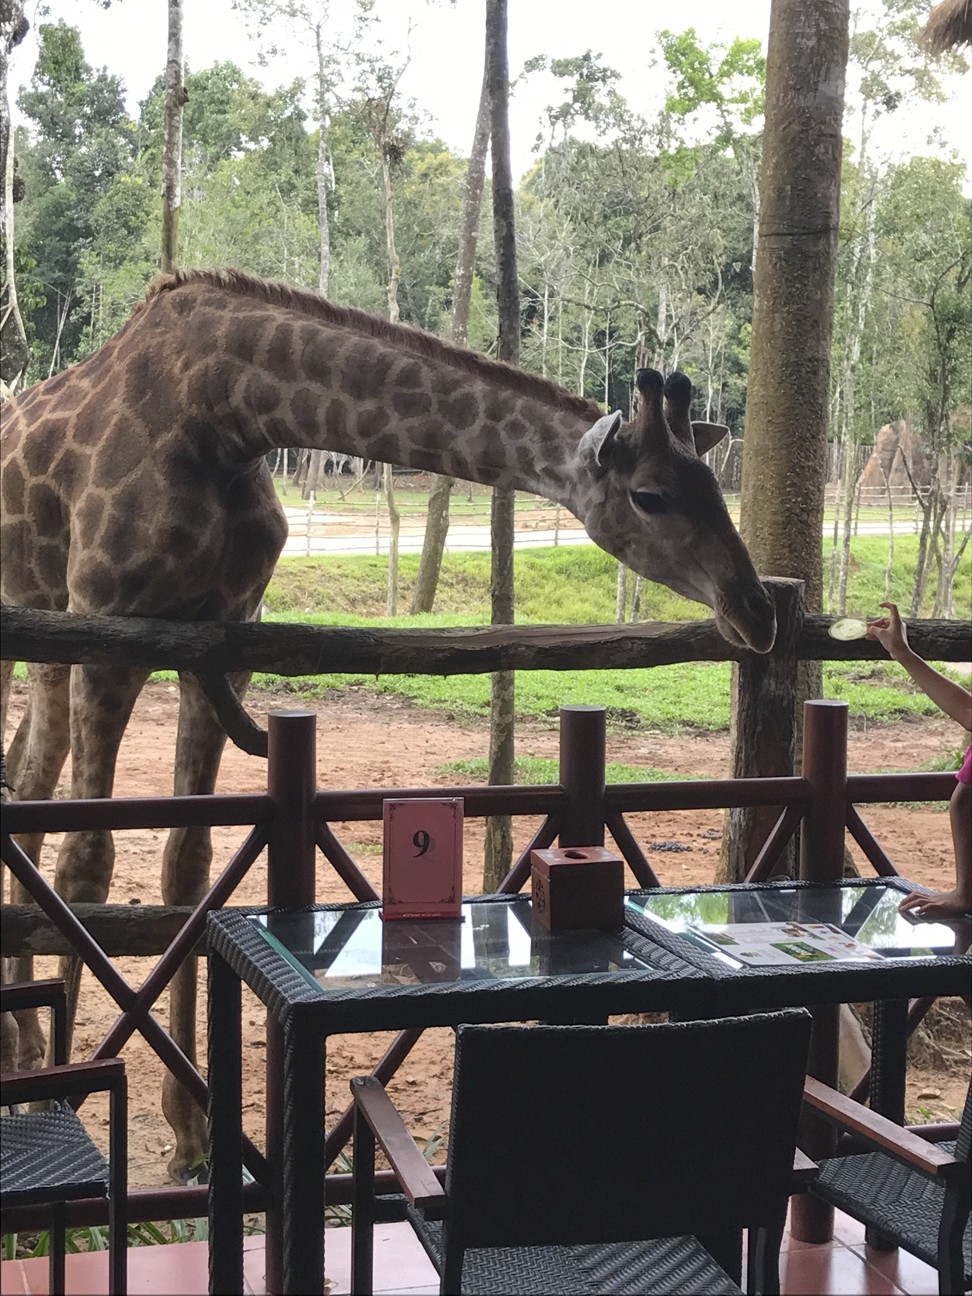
[658,28,765,146]
[14,21,140,374]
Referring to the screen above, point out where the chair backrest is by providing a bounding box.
[445,1009,812,1250]
[956,1076,971,1165]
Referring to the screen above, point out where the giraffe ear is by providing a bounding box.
[580,411,624,469]
[691,421,729,456]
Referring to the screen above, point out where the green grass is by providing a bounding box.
[435,756,692,783]
[264,533,971,625]
[252,533,970,733]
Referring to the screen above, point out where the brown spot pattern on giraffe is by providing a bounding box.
[2,457,25,513]
[265,324,298,383]
[27,483,62,538]
[36,541,66,593]
[391,388,432,419]
[439,394,478,430]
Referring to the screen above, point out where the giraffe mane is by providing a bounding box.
[144,268,604,421]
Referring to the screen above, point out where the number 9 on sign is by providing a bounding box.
[382,798,464,920]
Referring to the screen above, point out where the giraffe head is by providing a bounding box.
[575,368,776,653]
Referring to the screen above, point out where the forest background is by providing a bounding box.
[2,0,970,621]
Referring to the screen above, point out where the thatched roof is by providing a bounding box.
[920,0,972,53]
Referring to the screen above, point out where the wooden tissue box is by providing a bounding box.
[530,847,624,930]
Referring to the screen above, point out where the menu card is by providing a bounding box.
[681,920,886,966]
[382,797,463,921]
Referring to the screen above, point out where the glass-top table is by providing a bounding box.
[250,895,652,992]
[623,879,970,1011]
[626,879,967,968]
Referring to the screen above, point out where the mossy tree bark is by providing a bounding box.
[725,0,850,880]
[483,0,517,890]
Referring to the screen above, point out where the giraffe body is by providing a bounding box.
[0,270,774,1179]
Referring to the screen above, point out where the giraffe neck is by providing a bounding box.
[148,275,603,508]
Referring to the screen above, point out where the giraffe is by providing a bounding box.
[0,268,776,1179]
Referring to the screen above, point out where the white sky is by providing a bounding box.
[11,0,972,182]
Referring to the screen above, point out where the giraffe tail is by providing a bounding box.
[193,670,269,758]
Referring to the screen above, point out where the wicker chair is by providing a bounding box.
[350,1009,813,1296]
[804,1074,971,1295]
[0,979,127,1296]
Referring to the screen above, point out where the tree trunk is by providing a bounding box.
[834,197,877,613]
[161,0,186,274]
[411,56,491,615]
[385,462,400,616]
[616,564,628,624]
[0,0,29,391]
[314,20,332,296]
[299,22,335,506]
[725,0,849,880]
[483,0,517,891]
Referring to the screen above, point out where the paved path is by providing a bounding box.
[281,509,925,558]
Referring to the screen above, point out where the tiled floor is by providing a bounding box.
[0,1213,942,1294]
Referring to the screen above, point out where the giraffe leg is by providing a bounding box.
[161,670,252,1184]
[0,657,13,760]
[51,664,149,1062]
[4,664,72,1071]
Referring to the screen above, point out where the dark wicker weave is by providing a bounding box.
[405,1219,742,1295]
[0,979,127,1296]
[350,1012,813,1296]
[1,1107,109,1201]
[809,1079,972,1295]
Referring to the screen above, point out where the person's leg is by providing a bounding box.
[899,778,972,918]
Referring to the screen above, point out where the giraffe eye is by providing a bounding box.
[631,490,668,515]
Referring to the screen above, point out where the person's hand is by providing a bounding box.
[866,601,910,659]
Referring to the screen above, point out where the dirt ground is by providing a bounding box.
[3,679,969,1188]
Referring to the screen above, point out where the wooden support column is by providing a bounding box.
[264,711,317,1294]
[558,705,606,848]
[791,698,848,1243]
[799,699,848,885]
[267,710,318,909]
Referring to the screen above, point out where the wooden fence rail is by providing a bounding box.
[2,601,970,676]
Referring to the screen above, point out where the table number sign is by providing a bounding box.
[382,797,464,920]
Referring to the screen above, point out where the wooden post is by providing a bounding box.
[267,710,318,908]
[558,705,606,847]
[725,577,804,881]
[791,697,848,1243]
[798,699,848,884]
[264,710,317,1294]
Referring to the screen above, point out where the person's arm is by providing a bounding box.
[866,603,972,732]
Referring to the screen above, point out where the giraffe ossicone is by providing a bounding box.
[0,268,774,1180]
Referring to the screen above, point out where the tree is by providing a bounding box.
[161,0,186,272]
[725,0,850,881]
[410,54,491,614]
[0,0,30,391]
[873,157,971,616]
[14,20,137,375]
[827,0,966,614]
[483,0,517,890]
[233,0,375,494]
